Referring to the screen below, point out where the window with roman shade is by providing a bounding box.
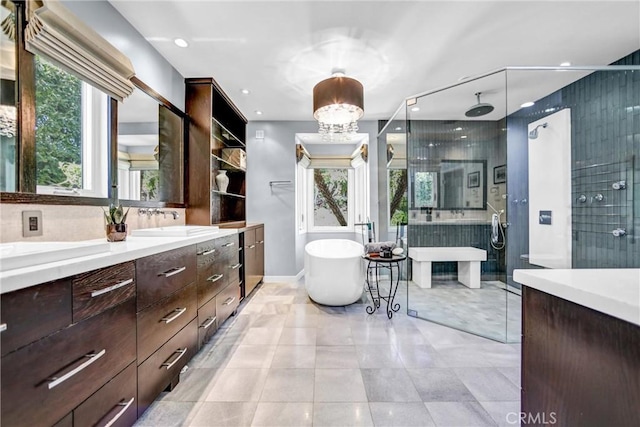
[24,0,135,101]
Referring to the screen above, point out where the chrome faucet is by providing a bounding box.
[137,208,179,220]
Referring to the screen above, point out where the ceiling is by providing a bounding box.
[109,1,640,123]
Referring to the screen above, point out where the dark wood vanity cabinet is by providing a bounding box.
[1,298,136,427]
[0,233,248,426]
[135,245,198,416]
[196,234,241,348]
[243,224,265,297]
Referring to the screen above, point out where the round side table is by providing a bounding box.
[363,254,406,319]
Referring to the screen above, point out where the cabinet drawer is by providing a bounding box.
[198,295,218,349]
[138,318,198,416]
[216,281,240,327]
[196,240,217,273]
[1,298,136,427]
[73,261,136,322]
[74,362,137,427]
[137,282,197,364]
[136,245,196,311]
[225,249,242,288]
[197,258,228,308]
[216,234,239,259]
[1,279,72,357]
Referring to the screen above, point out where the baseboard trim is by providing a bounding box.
[264,269,304,283]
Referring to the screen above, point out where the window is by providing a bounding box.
[35,56,108,197]
[312,168,350,227]
[413,171,437,208]
[388,169,408,225]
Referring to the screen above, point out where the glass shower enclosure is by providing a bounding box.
[379,60,640,343]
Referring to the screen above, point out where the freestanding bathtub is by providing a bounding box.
[304,239,365,306]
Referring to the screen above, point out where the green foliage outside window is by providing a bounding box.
[313,168,348,226]
[35,56,82,187]
[389,169,408,225]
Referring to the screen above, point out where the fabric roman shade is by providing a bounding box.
[25,0,135,101]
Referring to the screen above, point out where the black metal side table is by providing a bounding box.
[363,254,406,319]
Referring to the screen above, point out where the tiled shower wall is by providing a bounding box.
[507,50,639,274]
[565,53,639,268]
[406,119,507,278]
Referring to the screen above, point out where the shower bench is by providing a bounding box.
[408,247,487,289]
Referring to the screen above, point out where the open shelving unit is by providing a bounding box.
[186,78,248,227]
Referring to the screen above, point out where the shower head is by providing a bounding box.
[465,92,494,117]
[528,122,548,139]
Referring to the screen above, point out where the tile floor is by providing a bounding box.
[135,281,521,427]
[404,279,522,342]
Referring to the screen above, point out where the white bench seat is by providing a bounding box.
[408,247,487,289]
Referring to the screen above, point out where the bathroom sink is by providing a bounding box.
[131,225,219,237]
[0,241,111,272]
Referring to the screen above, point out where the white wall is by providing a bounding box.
[246,120,380,277]
[528,109,572,269]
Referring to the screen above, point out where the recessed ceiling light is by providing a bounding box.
[255,110,263,115]
[455,127,463,131]
[460,135,467,139]
[545,107,556,113]
[394,127,402,131]
[174,38,188,48]
[521,101,535,108]
[411,107,420,112]
[428,143,434,147]
[241,89,250,95]
[560,61,571,67]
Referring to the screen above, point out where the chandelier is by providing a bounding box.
[313,70,364,137]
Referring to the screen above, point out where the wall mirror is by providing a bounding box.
[1,0,17,192]
[438,159,486,210]
[117,81,184,205]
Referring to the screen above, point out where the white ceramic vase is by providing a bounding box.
[216,170,229,193]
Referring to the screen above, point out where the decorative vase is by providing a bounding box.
[216,170,229,193]
[106,223,127,242]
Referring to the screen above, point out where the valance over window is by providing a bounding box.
[25,0,135,101]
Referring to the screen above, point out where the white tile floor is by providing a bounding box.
[135,281,521,427]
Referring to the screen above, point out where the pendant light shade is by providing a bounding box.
[313,72,364,135]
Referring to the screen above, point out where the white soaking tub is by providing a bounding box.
[304,239,365,306]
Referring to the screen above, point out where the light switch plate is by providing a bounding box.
[22,210,43,237]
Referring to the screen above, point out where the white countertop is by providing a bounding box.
[0,229,238,294]
[513,268,640,326]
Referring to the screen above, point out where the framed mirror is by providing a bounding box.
[117,80,184,205]
[1,0,17,192]
[438,159,486,210]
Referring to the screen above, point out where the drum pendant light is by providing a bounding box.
[313,69,364,137]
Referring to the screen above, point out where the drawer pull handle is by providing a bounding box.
[47,349,106,389]
[91,278,133,298]
[258,240,264,244]
[249,244,256,249]
[199,249,216,256]
[207,274,224,283]
[0,323,6,332]
[161,348,187,370]
[160,266,186,278]
[231,263,241,270]
[200,316,217,329]
[161,307,187,324]
[223,297,236,306]
[222,242,234,247]
[103,397,135,427]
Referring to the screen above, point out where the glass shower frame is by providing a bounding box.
[379,64,640,343]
